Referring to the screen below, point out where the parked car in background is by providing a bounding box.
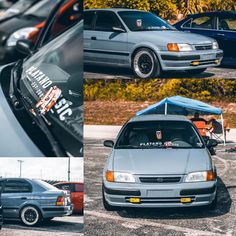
[0,193,2,230]
[0,0,83,157]
[174,11,236,63]
[54,182,84,213]
[0,178,73,226]
[102,115,218,210]
[0,0,40,23]
[84,8,223,79]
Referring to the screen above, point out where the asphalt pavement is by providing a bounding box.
[1,215,83,236]
[84,125,236,236]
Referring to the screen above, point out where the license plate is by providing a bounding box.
[201,54,215,60]
[147,190,174,197]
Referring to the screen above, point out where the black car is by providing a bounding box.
[0,0,83,157]
[174,11,236,63]
[0,0,40,23]
[0,0,59,64]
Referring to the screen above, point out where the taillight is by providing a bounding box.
[56,196,65,206]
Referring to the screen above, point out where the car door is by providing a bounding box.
[181,14,217,39]
[86,10,128,66]
[215,12,236,58]
[1,179,32,218]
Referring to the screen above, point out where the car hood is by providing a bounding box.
[112,148,211,175]
[130,30,213,46]
[0,64,44,157]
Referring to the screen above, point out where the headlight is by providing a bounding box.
[106,171,135,183]
[185,170,215,182]
[167,43,193,52]
[212,41,219,49]
[6,27,38,47]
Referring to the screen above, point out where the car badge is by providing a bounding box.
[156,130,162,140]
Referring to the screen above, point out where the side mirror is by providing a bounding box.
[104,140,114,148]
[16,39,33,56]
[207,139,218,148]
[112,27,125,33]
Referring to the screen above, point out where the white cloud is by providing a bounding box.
[0,158,83,182]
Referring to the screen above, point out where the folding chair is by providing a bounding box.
[209,119,230,143]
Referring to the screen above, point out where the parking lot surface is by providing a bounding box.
[84,65,236,80]
[1,215,83,236]
[84,126,236,236]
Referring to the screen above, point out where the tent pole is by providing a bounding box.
[165,103,167,115]
[221,114,226,146]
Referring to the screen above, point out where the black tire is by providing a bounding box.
[132,48,161,79]
[187,68,207,75]
[207,194,217,210]
[20,205,42,226]
[102,186,117,211]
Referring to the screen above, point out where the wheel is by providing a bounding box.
[132,48,161,79]
[207,193,217,210]
[187,68,207,75]
[20,205,41,226]
[102,185,117,211]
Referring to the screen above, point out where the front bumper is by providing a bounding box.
[41,205,73,218]
[103,181,217,208]
[159,49,223,71]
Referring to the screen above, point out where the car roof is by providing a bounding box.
[187,11,236,17]
[0,177,32,181]
[128,115,191,123]
[85,8,146,13]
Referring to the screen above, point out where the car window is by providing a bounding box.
[3,180,32,193]
[56,183,75,192]
[118,11,174,31]
[116,121,204,149]
[34,180,58,190]
[95,11,122,31]
[84,11,95,30]
[19,22,83,156]
[75,183,83,192]
[218,15,236,31]
[187,16,214,29]
[43,0,83,44]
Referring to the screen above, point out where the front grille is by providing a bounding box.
[195,45,213,50]
[139,176,181,183]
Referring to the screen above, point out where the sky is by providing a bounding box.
[0,158,83,182]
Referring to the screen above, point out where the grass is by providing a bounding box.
[84,100,236,128]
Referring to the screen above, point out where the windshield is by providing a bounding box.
[23,0,58,19]
[6,0,35,14]
[19,21,83,156]
[118,11,174,31]
[116,120,204,149]
[34,179,59,190]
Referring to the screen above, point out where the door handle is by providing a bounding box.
[91,36,97,40]
[217,33,225,37]
[21,197,27,200]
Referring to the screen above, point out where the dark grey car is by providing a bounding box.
[0,178,73,226]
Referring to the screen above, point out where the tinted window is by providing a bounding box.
[56,183,75,192]
[34,180,58,191]
[3,180,32,193]
[75,183,83,192]
[95,11,122,31]
[84,11,95,30]
[116,121,204,149]
[218,15,236,31]
[190,16,214,29]
[118,11,173,31]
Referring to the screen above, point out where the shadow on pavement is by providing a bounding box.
[116,177,231,220]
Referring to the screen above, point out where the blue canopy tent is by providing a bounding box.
[136,96,225,145]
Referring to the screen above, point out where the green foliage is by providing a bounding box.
[84,79,236,103]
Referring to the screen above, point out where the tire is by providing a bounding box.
[102,185,117,211]
[20,205,41,226]
[132,48,161,79]
[207,194,217,210]
[187,68,207,75]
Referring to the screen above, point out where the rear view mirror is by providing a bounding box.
[112,27,125,33]
[16,39,33,56]
[207,139,218,148]
[104,140,114,148]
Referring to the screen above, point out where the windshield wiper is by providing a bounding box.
[9,62,66,157]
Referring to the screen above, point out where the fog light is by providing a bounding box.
[129,198,140,203]
[191,61,200,66]
[215,59,220,64]
[180,198,192,203]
